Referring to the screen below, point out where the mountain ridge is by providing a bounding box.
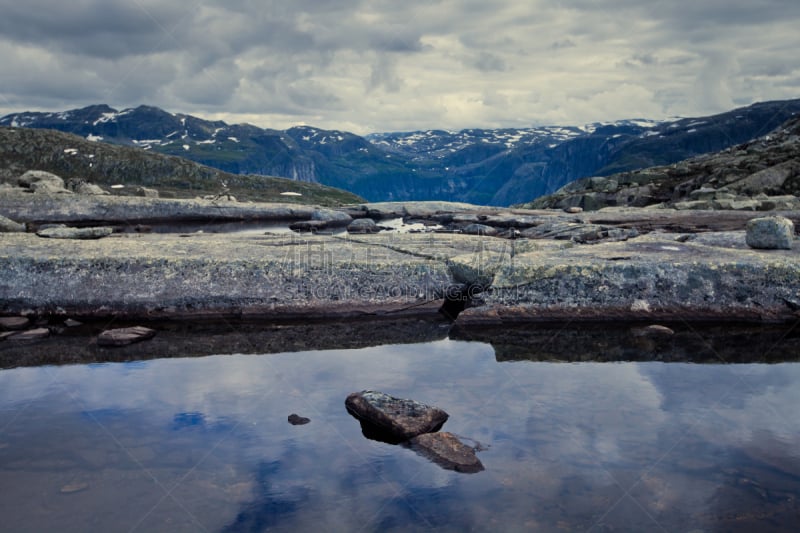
[3,99,800,205]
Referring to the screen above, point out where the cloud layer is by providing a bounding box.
[1,0,799,133]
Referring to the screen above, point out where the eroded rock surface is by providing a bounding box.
[345,390,449,442]
[410,432,484,473]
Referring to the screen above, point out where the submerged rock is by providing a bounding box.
[97,326,156,347]
[36,225,114,240]
[345,390,449,442]
[746,216,795,250]
[410,432,484,473]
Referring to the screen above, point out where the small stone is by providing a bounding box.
[746,216,794,250]
[564,206,583,214]
[410,432,485,473]
[64,319,83,328]
[0,316,30,330]
[345,390,449,442]
[97,326,156,347]
[288,414,311,425]
[9,328,50,341]
[630,300,651,313]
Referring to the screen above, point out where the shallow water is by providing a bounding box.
[1,338,799,532]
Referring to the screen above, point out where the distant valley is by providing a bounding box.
[3,99,800,206]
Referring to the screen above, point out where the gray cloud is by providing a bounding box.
[0,0,798,133]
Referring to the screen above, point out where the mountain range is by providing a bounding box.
[3,99,800,206]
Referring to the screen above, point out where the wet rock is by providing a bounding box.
[288,414,311,425]
[36,226,114,240]
[97,326,156,347]
[9,328,50,341]
[746,216,794,250]
[347,218,379,234]
[345,390,449,442]
[0,214,25,233]
[63,319,83,328]
[461,223,498,237]
[410,432,485,473]
[289,220,328,232]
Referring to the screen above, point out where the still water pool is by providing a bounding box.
[1,337,799,531]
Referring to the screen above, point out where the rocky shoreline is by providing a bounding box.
[2,189,800,349]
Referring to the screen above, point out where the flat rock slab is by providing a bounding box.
[345,390,449,442]
[97,326,156,347]
[37,226,114,240]
[410,432,484,473]
[7,328,50,341]
[0,316,30,330]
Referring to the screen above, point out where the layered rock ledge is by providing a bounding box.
[1,197,799,324]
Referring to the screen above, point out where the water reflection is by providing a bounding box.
[1,337,799,531]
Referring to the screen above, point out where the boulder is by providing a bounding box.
[37,226,114,240]
[410,432,484,473]
[73,182,110,195]
[18,170,72,194]
[347,218,379,234]
[461,224,498,237]
[18,170,65,189]
[135,187,159,198]
[345,390,449,442]
[0,214,25,233]
[746,216,795,250]
[312,209,352,226]
[97,326,156,347]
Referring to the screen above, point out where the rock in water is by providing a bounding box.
[345,390,449,442]
[410,432,485,473]
[0,316,30,330]
[288,414,311,425]
[97,326,156,347]
[746,216,795,250]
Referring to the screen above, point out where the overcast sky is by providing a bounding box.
[1,0,799,134]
